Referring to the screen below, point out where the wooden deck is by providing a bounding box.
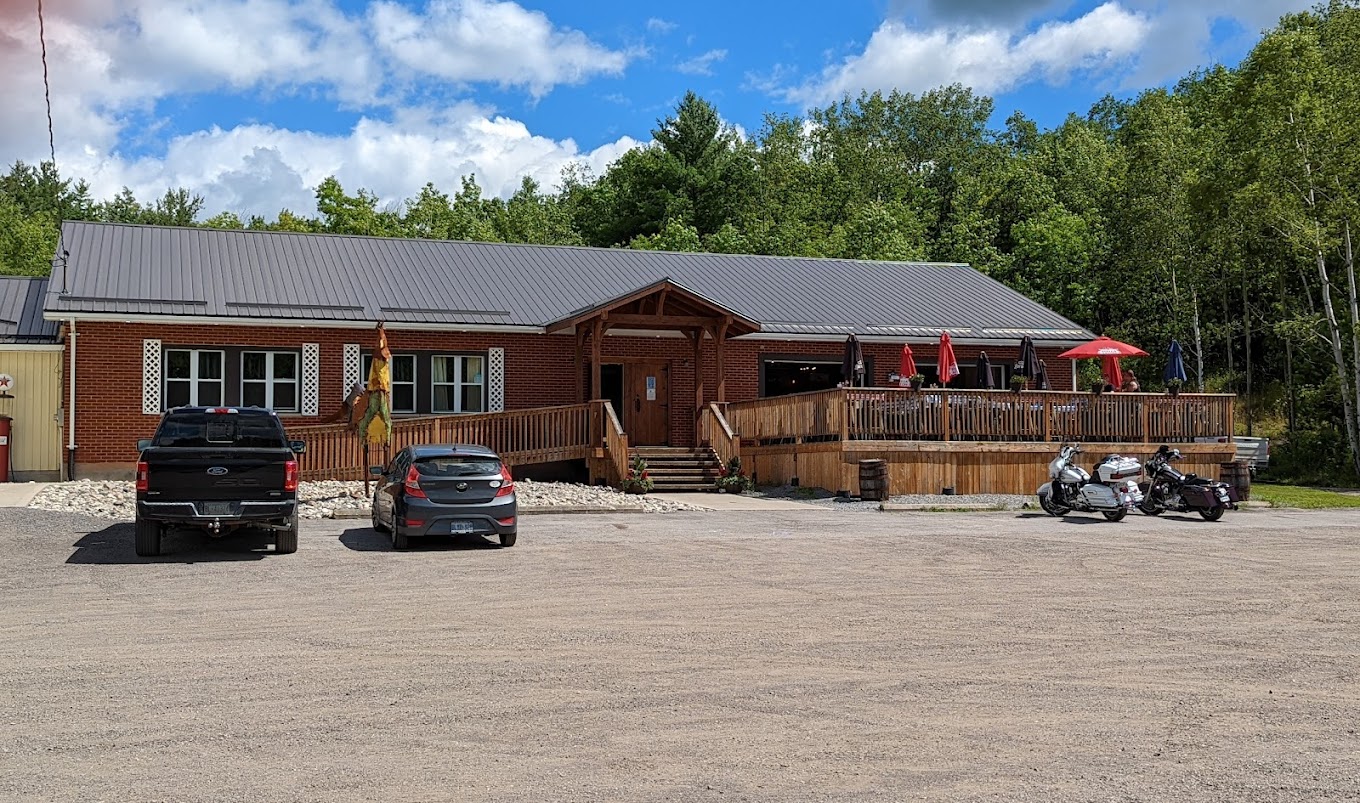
[283,388,1240,496]
[721,388,1238,495]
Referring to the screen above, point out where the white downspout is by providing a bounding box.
[67,318,76,480]
[1070,359,1077,392]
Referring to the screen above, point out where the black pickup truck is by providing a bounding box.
[134,406,307,557]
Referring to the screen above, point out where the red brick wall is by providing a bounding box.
[64,321,1074,475]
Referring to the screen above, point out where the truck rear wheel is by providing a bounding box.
[134,517,163,557]
[275,511,299,554]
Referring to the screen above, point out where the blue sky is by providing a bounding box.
[0,0,1311,218]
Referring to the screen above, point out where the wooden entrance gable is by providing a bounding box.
[546,279,760,445]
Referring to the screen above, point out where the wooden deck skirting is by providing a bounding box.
[741,440,1237,497]
[289,401,610,481]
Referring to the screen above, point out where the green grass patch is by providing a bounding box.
[1251,484,1360,509]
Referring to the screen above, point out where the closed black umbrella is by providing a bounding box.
[1018,335,1039,380]
[977,351,995,389]
[842,334,866,387]
[1036,359,1051,391]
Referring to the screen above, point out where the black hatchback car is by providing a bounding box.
[370,445,517,549]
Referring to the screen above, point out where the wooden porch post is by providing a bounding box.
[575,327,585,404]
[590,318,603,401]
[715,319,730,402]
[692,328,705,447]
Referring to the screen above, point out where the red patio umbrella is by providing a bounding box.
[938,332,960,386]
[899,344,917,385]
[1058,335,1146,391]
[1056,336,1148,359]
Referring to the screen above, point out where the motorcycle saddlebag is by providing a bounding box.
[1180,485,1219,508]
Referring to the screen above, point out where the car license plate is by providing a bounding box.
[201,501,233,516]
[447,521,476,534]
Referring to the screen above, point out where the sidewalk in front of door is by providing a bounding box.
[665,492,823,512]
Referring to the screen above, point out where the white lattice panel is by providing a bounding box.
[302,343,320,416]
[142,339,162,414]
[488,347,505,412]
[342,343,361,398]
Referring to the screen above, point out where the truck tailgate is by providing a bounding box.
[142,449,292,502]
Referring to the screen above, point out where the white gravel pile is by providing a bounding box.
[29,477,706,521]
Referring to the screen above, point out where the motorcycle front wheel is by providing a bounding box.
[1198,505,1225,522]
[1138,497,1163,516]
[1039,493,1071,517]
[1103,508,1127,522]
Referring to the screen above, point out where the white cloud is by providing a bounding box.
[646,17,677,34]
[676,48,728,76]
[782,1,1318,107]
[60,105,642,219]
[369,0,629,97]
[0,0,637,218]
[789,2,1150,105]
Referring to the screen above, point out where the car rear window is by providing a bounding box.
[155,413,288,448]
[415,456,502,477]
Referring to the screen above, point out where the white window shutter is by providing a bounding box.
[302,343,320,416]
[343,343,362,398]
[142,339,162,414]
[488,347,505,412]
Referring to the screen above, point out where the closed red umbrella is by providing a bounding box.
[1102,356,1123,390]
[938,332,960,386]
[899,344,917,384]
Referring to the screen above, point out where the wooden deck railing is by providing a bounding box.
[726,388,1235,445]
[288,402,600,481]
[597,400,630,486]
[699,402,740,469]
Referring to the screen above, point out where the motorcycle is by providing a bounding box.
[1138,445,1239,521]
[1037,444,1144,521]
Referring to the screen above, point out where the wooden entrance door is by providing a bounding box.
[624,362,669,446]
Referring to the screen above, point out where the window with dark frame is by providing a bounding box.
[164,349,225,408]
[241,350,299,411]
[362,354,416,412]
[759,355,877,398]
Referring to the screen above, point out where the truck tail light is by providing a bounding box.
[495,463,515,497]
[404,465,427,498]
[283,459,298,492]
[135,461,149,492]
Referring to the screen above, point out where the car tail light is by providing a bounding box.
[495,463,515,497]
[404,465,427,498]
[135,461,149,492]
[283,459,298,492]
[497,516,516,526]
[403,518,425,528]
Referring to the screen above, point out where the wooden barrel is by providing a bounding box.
[859,459,889,501]
[1219,460,1251,502]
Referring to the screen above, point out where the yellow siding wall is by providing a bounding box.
[0,348,63,479]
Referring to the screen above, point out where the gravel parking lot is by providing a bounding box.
[2,506,1359,802]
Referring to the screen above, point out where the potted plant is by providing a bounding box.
[1009,374,1027,393]
[715,456,754,494]
[1166,378,1183,397]
[908,373,925,390]
[620,454,654,494]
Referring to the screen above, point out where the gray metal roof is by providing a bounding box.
[45,221,1093,342]
[0,276,60,342]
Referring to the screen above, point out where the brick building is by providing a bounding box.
[45,221,1091,478]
